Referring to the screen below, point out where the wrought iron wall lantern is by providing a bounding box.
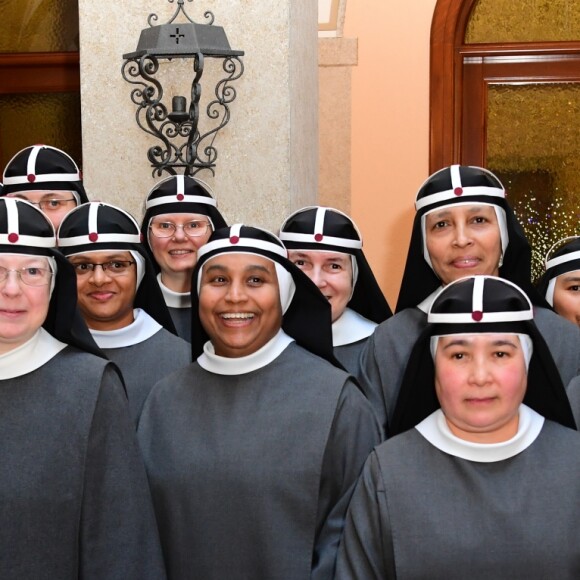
[122,0,244,177]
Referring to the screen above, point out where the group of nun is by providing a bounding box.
[1,144,580,578]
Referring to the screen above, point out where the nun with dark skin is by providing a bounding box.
[57,202,191,424]
[0,198,165,579]
[358,165,580,435]
[137,224,381,580]
[336,276,580,580]
[279,206,392,378]
[140,175,228,341]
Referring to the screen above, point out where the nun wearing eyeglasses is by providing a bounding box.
[336,275,580,580]
[0,198,166,578]
[2,144,89,230]
[141,175,228,341]
[359,165,580,434]
[279,206,392,377]
[57,202,191,424]
[137,225,381,580]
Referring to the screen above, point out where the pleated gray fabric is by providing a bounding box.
[0,347,166,579]
[102,328,190,423]
[337,420,580,579]
[138,342,380,579]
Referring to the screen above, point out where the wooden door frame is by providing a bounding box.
[460,47,580,166]
[0,53,80,94]
[430,0,477,172]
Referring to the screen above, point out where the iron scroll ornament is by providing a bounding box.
[122,0,244,178]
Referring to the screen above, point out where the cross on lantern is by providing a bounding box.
[170,28,185,44]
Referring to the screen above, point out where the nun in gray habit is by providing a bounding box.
[137,224,381,580]
[57,202,190,424]
[140,175,228,341]
[336,276,580,580]
[279,206,392,377]
[0,198,165,578]
[359,165,580,435]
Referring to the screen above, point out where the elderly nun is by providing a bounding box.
[0,198,165,578]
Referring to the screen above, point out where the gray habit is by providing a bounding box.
[102,328,190,424]
[137,342,381,580]
[167,306,191,342]
[0,347,166,579]
[334,338,368,379]
[336,420,580,579]
[566,375,580,425]
[359,306,580,433]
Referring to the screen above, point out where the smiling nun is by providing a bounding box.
[358,165,580,434]
[279,206,392,377]
[137,224,381,580]
[0,198,165,578]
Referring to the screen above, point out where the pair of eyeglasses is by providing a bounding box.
[27,198,77,211]
[149,220,210,238]
[71,260,135,276]
[0,266,53,286]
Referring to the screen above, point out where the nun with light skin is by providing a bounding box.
[140,175,228,341]
[358,165,580,436]
[137,224,381,580]
[2,145,89,230]
[280,206,392,377]
[0,198,166,579]
[336,276,580,580]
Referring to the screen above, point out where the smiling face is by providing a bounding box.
[68,250,137,331]
[424,204,502,285]
[198,253,283,358]
[434,333,528,443]
[0,254,51,353]
[553,271,580,326]
[5,190,77,230]
[288,250,353,322]
[148,212,212,292]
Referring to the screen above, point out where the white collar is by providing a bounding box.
[90,308,162,348]
[415,405,544,463]
[197,329,294,375]
[417,287,443,313]
[332,307,377,346]
[0,328,67,379]
[157,273,191,309]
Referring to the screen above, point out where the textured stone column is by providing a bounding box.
[78,0,318,232]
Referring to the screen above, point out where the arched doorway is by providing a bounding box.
[430,0,580,278]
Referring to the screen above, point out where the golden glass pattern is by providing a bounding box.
[0,92,82,172]
[466,0,580,43]
[486,83,580,280]
[0,0,79,52]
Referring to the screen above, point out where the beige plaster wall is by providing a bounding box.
[344,0,437,306]
[78,0,318,233]
[318,37,357,214]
